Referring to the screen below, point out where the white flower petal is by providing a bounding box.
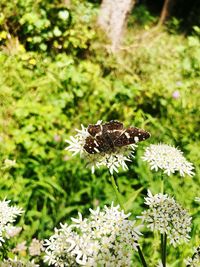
[140,191,192,247]
[44,204,142,266]
[142,144,195,177]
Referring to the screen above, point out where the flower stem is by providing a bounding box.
[109,174,148,267]
[161,233,167,267]
[160,174,167,266]
[137,244,148,267]
[160,173,164,194]
[110,175,125,211]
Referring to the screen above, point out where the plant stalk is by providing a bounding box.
[160,173,164,194]
[161,233,167,267]
[137,244,148,267]
[110,175,125,211]
[109,174,148,267]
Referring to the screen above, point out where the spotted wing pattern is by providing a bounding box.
[114,127,150,147]
[87,124,101,137]
[84,121,121,154]
[83,120,150,154]
[102,121,123,141]
[84,136,106,154]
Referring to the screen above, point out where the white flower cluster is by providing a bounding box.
[0,199,23,246]
[13,241,27,253]
[184,246,200,267]
[142,144,194,176]
[44,203,142,266]
[0,258,39,267]
[65,124,137,174]
[139,190,192,247]
[29,238,44,256]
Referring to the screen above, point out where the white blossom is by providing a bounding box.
[0,199,23,246]
[65,123,137,174]
[29,238,44,256]
[142,144,194,176]
[44,203,142,266]
[184,246,200,267]
[138,190,192,247]
[12,241,27,253]
[4,226,22,238]
[66,124,90,156]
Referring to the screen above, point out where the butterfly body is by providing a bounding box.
[83,120,150,154]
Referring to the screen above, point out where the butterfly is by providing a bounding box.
[83,120,150,154]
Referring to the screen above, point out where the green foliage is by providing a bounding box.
[166,17,182,34]
[0,0,96,53]
[0,1,200,266]
[128,4,157,29]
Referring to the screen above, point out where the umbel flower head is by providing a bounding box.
[184,246,200,267]
[142,143,194,176]
[65,121,139,174]
[12,241,27,253]
[138,190,192,247]
[29,238,44,256]
[0,199,23,246]
[44,203,142,266]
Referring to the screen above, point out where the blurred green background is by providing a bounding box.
[0,0,200,265]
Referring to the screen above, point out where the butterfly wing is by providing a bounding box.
[84,136,101,154]
[84,135,112,154]
[84,121,150,153]
[87,124,102,137]
[85,121,124,154]
[102,120,124,141]
[114,127,150,147]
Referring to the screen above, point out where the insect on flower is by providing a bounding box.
[83,120,150,154]
[66,120,150,174]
